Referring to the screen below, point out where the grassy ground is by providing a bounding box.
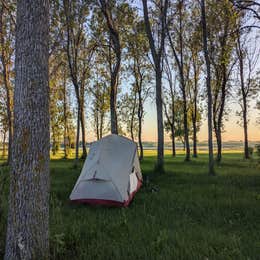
[0,151,260,259]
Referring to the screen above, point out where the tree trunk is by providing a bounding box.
[192,68,198,158]
[137,89,144,161]
[99,1,121,135]
[74,104,80,166]
[182,91,190,161]
[5,1,50,259]
[171,124,176,157]
[192,117,197,158]
[63,79,68,159]
[80,102,87,159]
[201,0,215,175]
[110,71,119,135]
[155,69,164,171]
[243,97,249,159]
[216,127,222,162]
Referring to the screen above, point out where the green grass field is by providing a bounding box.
[1,151,260,259]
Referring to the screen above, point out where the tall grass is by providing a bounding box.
[0,152,260,259]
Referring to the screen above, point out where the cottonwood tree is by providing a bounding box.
[142,0,168,171]
[186,3,203,158]
[90,68,110,140]
[167,0,192,161]
[0,0,15,165]
[200,0,215,175]
[208,0,238,162]
[126,17,151,160]
[98,0,122,135]
[236,29,260,159]
[63,0,94,161]
[163,54,177,157]
[5,0,50,258]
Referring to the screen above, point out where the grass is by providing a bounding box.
[1,151,260,259]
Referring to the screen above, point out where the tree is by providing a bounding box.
[126,18,151,160]
[208,0,238,162]
[200,0,215,175]
[63,0,93,162]
[142,0,168,171]
[187,3,203,158]
[0,0,15,165]
[236,30,259,158]
[167,0,191,161]
[5,0,50,258]
[163,54,177,157]
[98,0,121,135]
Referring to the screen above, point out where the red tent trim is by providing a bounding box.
[70,179,142,207]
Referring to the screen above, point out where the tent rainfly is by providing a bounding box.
[70,134,142,207]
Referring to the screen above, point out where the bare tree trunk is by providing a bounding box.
[171,124,176,157]
[155,69,164,171]
[63,78,68,159]
[74,104,80,167]
[192,68,198,158]
[80,101,87,159]
[243,96,249,158]
[201,0,215,175]
[5,1,50,259]
[192,117,197,158]
[216,127,222,162]
[137,88,144,161]
[182,90,190,161]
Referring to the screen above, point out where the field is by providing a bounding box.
[0,151,260,259]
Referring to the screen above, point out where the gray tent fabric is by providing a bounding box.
[70,134,142,206]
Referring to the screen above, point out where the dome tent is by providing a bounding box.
[70,134,142,207]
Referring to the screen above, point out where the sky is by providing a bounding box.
[142,100,260,142]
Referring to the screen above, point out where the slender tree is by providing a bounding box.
[142,0,168,171]
[236,29,259,159]
[167,0,193,161]
[200,0,215,175]
[98,0,121,135]
[5,0,50,258]
[63,0,93,161]
[0,1,15,165]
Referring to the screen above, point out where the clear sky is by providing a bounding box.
[142,100,260,142]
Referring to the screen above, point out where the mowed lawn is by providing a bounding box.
[1,151,260,259]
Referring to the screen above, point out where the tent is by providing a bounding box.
[70,134,142,207]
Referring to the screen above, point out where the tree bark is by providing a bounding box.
[155,69,164,171]
[5,1,50,259]
[63,77,68,159]
[237,35,249,159]
[80,97,87,159]
[142,0,168,172]
[201,0,215,175]
[99,0,121,135]
[137,87,144,161]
